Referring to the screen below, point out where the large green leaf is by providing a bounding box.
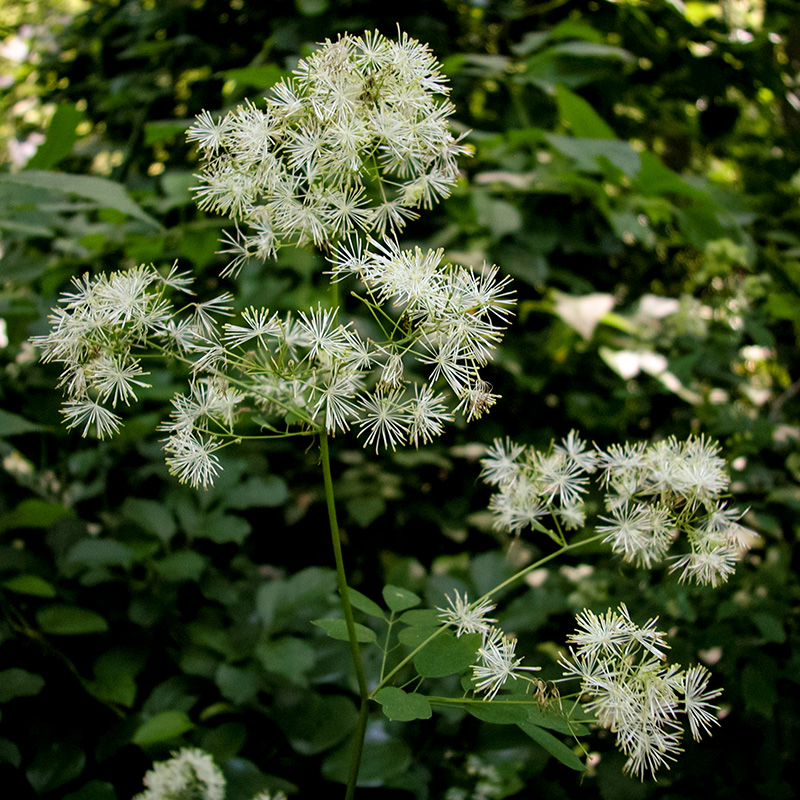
[132,710,194,745]
[546,134,641,177]
[382,585,421,613]
[555,85,616,139]
[312,618,377,644]
[0,170,161,228]
[0,409,48,437]
[274,693,358,756]
[26,103,85,170]
[323,732,412,786]
[347,588,385,619]
[26,741,86,794]
[37,605,109,635]
[375,687,432,721]
[0,499,72,532]
[517,721,586,771]
[463,699,529,724]
[2,574,57,598]
[413,631,481,678]
[0,668,45,702]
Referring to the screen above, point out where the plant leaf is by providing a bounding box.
[413,631,481,678]
[312,618,377,644]
[375,687,433,721]
[517,721,586,771]
[382,584,421,612]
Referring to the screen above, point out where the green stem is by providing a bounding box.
[319,429,369,797]
[373,625,447,694]
[346,699,370,800]
[476,532,606,606]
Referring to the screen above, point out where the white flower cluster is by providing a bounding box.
[33,250,512,487]
[133,748,289,800]
[134,748,226,800]
[480,431,756,587]
[438,591,541,701]
[33,30,511,489]
[560,604,722,779]
[30,265,194,440]
[187,30,468,275]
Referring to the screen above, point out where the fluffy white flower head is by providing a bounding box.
[134,748,225,800]
[188,29,470,275]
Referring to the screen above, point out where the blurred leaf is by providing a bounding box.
[26,102,86,170]
[0,737,21,768]
[37,605,109,635]
[323,727,412,786]
[223,65,284,88]
[215,664,260,705]
[0,409,48,436]
[226,475,289,508]
[87,649,141,707]
[0,668,46,702]
[0,171,161,228]
[256,637,315,682]
[144,119,190,145]
[375,687,432,721]
[26,740,86,794]
[66,539,135,570]
[64,781,117,800]
[274,693,357,755]
[555,85,616,139]
[122,498,176,543]
[473,193,522,239]
[751,612,786,644]
[546,134,641,177]
[132,710,194,745]
[154,551,207,583]
[550,41,635,62]
[0,499,72,532]
[2,574,57,597]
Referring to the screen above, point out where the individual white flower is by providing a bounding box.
[669,545,738,588]
[598,503,663,568]
[223,307,282,348]
[134,748,225,800]
[61,399,122,439]
[408,384,452,446]
[554,429,599,473]
[567,604,668,661]
[437,590,497,637]
[86,353,151,407]
[472,628,541,700]
[186,109,233,154]
[488,474,547,535]
[163,430,224,490]
[534,451,590,507]
[355,388,412,452]
[681,664,722,740]
[480,437,525,487]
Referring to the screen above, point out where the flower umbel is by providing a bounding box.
[559,605,722,779]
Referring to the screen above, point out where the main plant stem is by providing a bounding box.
[319,429,369,799]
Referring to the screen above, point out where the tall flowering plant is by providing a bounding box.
[31,30,751,799]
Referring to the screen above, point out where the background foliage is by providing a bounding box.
[2,0,800,798]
